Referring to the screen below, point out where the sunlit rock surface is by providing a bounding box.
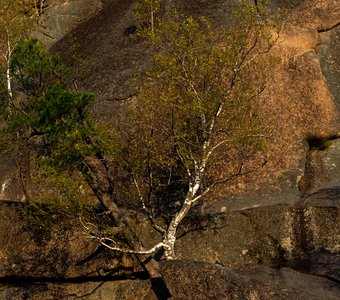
[0,0,339,298]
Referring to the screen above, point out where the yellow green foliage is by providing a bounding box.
[119,3,282,214]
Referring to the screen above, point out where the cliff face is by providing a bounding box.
[0,199,339,299]
[0,0,339,205]
[33,0,102,46]
[0,0,339,298]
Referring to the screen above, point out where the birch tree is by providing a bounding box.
[0,1,281,280]
[0,1,27,102]
[0,1,40,199]
[134,0,162,37]
[0,0,48,106]
[87,3,282,260]
[30,2,280,263]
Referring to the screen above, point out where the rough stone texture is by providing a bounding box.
[212,0,340,210]
[297,139,340,196]
[289,0,340,32]
[176,204,340,270]
[0,280,156,300]
[321,140,340,187]
[161,261,340,300]
[175,205,289,268]
[1,261,339,299]
[253,18,339,198]
[33,0,102,46]
[304,187,340,208]
[0,0,339,210]
[0,196,339,298]
[306,205,340,253]
[317,26,340,108]
[0,201,138,279]
[0,200,338,277]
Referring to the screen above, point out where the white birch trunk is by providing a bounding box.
[164,175,202,260]
[164,201,192,259]
[5,37,13,100]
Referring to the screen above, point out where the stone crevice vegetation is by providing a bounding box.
[2,2,339,299]
[0,1,285,280]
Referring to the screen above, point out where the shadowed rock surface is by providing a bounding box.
[161,261,340,300]
[0,0,340,298]
[0,260,339,299]
[0,198,339,298]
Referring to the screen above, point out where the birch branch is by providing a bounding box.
[191,160,267,203]
[90,234,165,255]
[80,216,165,255]
[132,175,166,234]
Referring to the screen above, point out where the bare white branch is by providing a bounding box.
[90,234,165,255]
[80,215,165,255]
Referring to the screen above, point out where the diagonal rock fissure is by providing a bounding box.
[317,21,340,33]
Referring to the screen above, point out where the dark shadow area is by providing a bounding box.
[177,212,230,239]
[75,245,107,266]
[0,272,148,284]
[306,186,340,200]
[307,134,340,151]
[286,250,340,286]
[150,277,171,300]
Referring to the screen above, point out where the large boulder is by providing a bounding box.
[0,187,339,298]
[161,260,340,300]
[0,199,338,278]
[0,201,137,279]
[1,261,339,299]
[0,280,157,300]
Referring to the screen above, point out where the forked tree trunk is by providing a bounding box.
[83,158,166,280]
[164,202,192,260]
[163,175,202,260]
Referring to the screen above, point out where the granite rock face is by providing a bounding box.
[0,1,339,298]
[0,201,133,280]
[161,261,340,300]
[0,260,339,299]
[0,199,339,298]
[33,0,102,46]
[1,0,339,205]
[0,280,157,300]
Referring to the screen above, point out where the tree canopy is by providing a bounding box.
[0,0,282,274]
